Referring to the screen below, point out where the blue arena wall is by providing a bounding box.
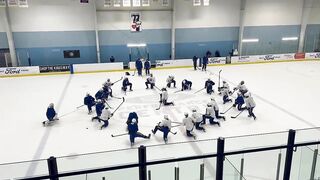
[242,25,301,55]
[7,25,320,66]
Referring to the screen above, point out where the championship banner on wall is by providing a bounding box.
[130,12,142,32]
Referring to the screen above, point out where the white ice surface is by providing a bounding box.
[0,61,320,179]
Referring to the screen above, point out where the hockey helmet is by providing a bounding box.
[49,103,54,107]
[240,81,245,85]
[131,118,137,124]
[164,115,169,119]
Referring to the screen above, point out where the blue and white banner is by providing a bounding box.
[306,52,320,59]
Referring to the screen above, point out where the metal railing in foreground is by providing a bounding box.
[10,127,320,180]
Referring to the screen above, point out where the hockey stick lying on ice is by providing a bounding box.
[112,97,125,115]
[76,104,85,109]
[42,109,79,126]
[194,87,205,94]
[112,96,123,100]
[221,105,233,114]
[154,85,161,91]
[111,132,128,137]
[231,110,245,119]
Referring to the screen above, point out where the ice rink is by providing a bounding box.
[1,61,320,179]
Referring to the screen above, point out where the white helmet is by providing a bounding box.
[131,118,137,124]
[244,92,251,97]
[164,115,169,119]
[192,108,197,112]
[184,112,188,116]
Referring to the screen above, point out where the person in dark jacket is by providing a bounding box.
[135,58,143,76]
[233,92,245,111]
[181,79,192,91]
[92,100,105,122]
[128,119,150,146]
[192,56,198,70]
[110,56,115,63]
[202,56,208,71]
[126,112,139,126]
[205,78,215,94]
[144,59,151,75]
[122,77,133,91]
[43,103,59,126]
[84,93,95,114]
[95,89,104,100]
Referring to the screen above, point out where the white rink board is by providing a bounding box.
[72,62,123,73]
[0,66,40,76]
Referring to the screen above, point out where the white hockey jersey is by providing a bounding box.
[183,117,194,131]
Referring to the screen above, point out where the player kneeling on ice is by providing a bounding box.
[145,74,155,89]
[122,77,133,92]
[181,79,192,91]
[211,97,226,121]
[221,86,232,104]
[233,80,248,95]
[103,79,114,97]
[202,103,220,126]
[220,81,232,94]
[92,100,105,122]
[43,103,59,126]
[244,92,256,120]
[166,75,176,88]
[128,119,151,146]
[191,109,206,132]
[152,115,172,143]
[182,112,196,139]
[160,88,174,106]
[233,92,245,111]
[205,78,215,94]
[98,107,113,130]
[84,93,95,114]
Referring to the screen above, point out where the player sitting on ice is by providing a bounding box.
[152,115,172,143]
[202,103,220,126]
[233,92,245,111]
[233,80,248,95]
[181,79,192,91]
[244,92,257,120]
[145,74,155,89]
[191,109,206,132]
[182,112,196,139]
[43,103,59,126]
[135,58,143,76]
[99,106,113,130]
[84,93,95,114]
[211,97,226,121]
[160,88,174,106]
[92,99,105,122]
[166,75,176,88]
[221,86,232,104]
[144,59,151,75]
[128,119,151,146]
[122,77,133,91]
[205,78,215,94]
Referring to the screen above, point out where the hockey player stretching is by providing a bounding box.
[160,88,174,106]
[152,115,172,143]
